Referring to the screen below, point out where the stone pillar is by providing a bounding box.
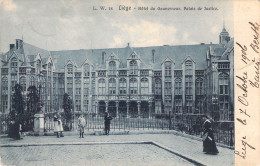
[96,101,99,116]
[116,101,119,118]
[126,101,129,118]
[149,102,152,119]
[34,113,44,136]
[137,101,141,118]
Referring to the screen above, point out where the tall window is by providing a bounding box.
[141,78,149,94]
[165,61,172,76]
[98,79,106,95]
[11,58,17,69]
[109,61,116,75]
[185,76,192,95]
[67,78,73,96]
[129,60,138,75]
[219,73,229,110]
[129,78,138,94]
[11,75,17,91]
[67,64,73,74]
[155,78,162,95]
[164,81,172,95]
[174,99,182,113]
[91,79,95,95]
[119,78,127,94]
[84,64,90,76]
[174,78,182,95]
[195,78,203,95]
[2,77,8,95]
[108,78,116,94]
[19,76,26,91]
[75,79,81,95]
[185,60,193,75]
[185,96,193,113]
[30,76,35,86]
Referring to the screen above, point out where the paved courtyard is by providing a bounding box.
[0,144,194,166]
[0,132,234,166]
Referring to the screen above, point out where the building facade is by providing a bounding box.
[0,27,234,121]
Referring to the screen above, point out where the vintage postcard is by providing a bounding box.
[0,0,259,165]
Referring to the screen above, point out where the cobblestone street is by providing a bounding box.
[0,132,234,166]
[0,144,194,166]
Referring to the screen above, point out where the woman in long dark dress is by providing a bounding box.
[202,119,219,154]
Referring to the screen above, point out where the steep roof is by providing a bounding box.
[51,44,224,71]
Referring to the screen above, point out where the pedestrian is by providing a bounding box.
[58,113,64,137]
[53,114,60,138]
[78,114,86,138]
[202,119,219,154]
[104,112,113,135]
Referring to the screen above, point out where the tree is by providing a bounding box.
[63,93,73,131]
[8,84,25,139]
[26,85,41,131]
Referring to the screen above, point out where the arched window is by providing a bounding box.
[174,78,182,95]
[75,79,81,95]
[165,61,171,76]
[155,78,162,95]
[67,64,73,74]
[129,78,138,94]
[67,78,73,96]
[195,78,203,95]
[119,78,127,94]
[141,78,149,94]
[30,76,35,86]
[108,61,116,75]
[84,63,90,76]
[129,60,138,75]
[108,78,116,94]
[19,76,26,91]
[11,57,17,68]
[219,73,229,110]
[2,77,8,94]
[98,79,106,95]
[185,60,193,75]
[91,79,95,94]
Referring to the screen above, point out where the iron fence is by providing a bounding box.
[0,112,234,147]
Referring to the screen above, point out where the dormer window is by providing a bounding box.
[164,61,171,76]
[84,64,90,76]
[129,60,138,75]
[185,60,193,75]
[108,61,116,75]
[11,58,17,68]
[67,64,73,74]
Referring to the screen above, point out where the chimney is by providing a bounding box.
[10,44,15,50]
[16,39,23,49]
[102,52,106,65]
[152,49,155,63]
[127,43,130,47]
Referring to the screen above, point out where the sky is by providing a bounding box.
[0,0,233,53]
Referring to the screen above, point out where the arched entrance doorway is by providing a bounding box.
[141,101,149,118]
[129,101,138,118]
[118,101,127,117]
[108,101,116,117]
[98,101,106,115]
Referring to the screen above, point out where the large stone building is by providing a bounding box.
[0,27,234,121]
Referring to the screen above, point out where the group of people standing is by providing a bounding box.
[53,113,218,155]
[53,112,113,138]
